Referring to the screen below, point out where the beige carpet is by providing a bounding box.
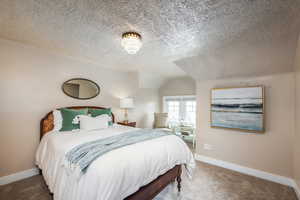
[0,161,298,200]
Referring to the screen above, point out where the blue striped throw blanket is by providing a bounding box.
[65,129,169,175]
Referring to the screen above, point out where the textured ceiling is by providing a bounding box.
[0,0,300,79]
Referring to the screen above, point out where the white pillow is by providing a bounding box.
[53,110,63,131]
[79,114,109,131]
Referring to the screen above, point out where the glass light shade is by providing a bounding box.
[121,32,142,54]
[120,98,134,109]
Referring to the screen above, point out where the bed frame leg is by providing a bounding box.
[176,166,182,193]
[176,175,181,192]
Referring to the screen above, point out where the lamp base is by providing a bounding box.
[123,108,129,124]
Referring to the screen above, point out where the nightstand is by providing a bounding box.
[117,121,136,127]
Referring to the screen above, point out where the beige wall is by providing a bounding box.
[159,76,196,111]
[0,39,159,177]
[294,35,300,188]
[196,73,295,177]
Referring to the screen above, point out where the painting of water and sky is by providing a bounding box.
[211,86,264,132]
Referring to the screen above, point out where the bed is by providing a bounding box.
[37,106,195,200]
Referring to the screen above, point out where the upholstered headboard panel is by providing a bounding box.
[40,106,115,139]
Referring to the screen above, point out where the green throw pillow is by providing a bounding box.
[89,108,113,126]
[60,108,88,131]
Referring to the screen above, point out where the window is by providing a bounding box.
[185,101,196,125]
[163,96,196,126]
[167,101,180,122]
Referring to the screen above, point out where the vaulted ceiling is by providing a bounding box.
[1,0,300,80]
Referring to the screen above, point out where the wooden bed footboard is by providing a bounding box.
[125,165,182,200]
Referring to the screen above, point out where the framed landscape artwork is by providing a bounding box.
[210,86,264,133]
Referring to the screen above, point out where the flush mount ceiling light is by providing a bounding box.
[121,32,142,54]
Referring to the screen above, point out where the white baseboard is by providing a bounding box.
[0,168,39,186]
[194,154,295,187]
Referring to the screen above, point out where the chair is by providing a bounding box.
[154,113,196,148]
[154,113,172,132]
[176,125,196,149]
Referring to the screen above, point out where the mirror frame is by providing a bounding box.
[62,78,100,100]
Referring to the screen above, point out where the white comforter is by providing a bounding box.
[36,124,195,200]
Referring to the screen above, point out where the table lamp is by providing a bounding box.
[120,98,134,123]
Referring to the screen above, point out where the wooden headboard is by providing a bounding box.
[40,106,115,139]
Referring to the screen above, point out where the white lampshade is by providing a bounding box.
[120,98,134,109]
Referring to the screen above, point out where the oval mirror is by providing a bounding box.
[62,78,100,100]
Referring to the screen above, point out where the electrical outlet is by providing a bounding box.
[203,144,212,150]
